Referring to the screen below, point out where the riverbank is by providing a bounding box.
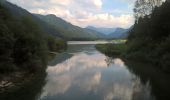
[95,43,170,74]
[0,50,61,94]
[0,68,46,100]
[0,47,67,100]
[95,43,127,57]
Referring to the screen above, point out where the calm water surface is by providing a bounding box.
[38,43,156,100]
[68,41,113,45]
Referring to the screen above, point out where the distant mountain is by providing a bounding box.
[86,26,116,35]
[2,1,103,40]
[35,14,102,40]
[108,28,129,39]
[86,26,130,39]
[84,28,107,38]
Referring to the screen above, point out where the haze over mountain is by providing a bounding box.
[108,28,129,39]
[1,1,107,40]
[86,26,116,35]
[86,26,130,39]
[35,14,104,40]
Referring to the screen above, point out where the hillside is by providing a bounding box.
[108,28,129,39]
[86,26,116,35]
[1,1,103,40]
[35,14,102,40]
[2,1,63,37]
[86,26,129,39]
[84,28,107,38]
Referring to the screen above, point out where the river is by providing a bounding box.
[2,42,169,100]
[37,42,170,100]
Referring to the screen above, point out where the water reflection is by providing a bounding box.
[126,61,170,100]
[105,57,125,67]
[38,44,155,100]
[0,71,46,100]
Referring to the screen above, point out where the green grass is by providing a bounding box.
[111,39,127,43]
[95,43,127,57]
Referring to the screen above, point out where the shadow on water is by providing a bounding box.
[67,44,96,54]
[0,71,47,100]
[125,60,170,100]
[48,52,73,66]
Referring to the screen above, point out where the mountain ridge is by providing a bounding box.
[2,1,104,40]
[86,26,116,35]
[35,14,104,40]
[86,26,130,39]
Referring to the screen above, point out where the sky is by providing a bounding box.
[7,0,136,28]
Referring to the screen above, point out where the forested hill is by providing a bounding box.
[127,0,170,72]
[1,1,63,37]
[0,1,67,73]
[35,14,104,40]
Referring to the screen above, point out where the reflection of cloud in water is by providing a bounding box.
[105,57,125,67]
[47,53,107,74]
[74,72,101,92]
[132,77,155,100]
[104,83,133,100]
[104,77,154,100]
[39,51,154,100]
[113,58,125,67]
[40,53,105,99]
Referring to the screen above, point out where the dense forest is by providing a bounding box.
[0,1,67,74]
[127,0,170,72]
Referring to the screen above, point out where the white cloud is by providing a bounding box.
[67,13,134,28]
[94,0,102,8]
[7,0,134,28]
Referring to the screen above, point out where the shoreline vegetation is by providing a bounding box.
[95,43,127,58]
[95,38,170,73]
[96,0,170,73]
[0,1,67,95]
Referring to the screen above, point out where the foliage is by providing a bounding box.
[134,0,164,20]
[47,35,67,52]
[95,43,127,57]
[127,0,170,72]
[0,2,67,73]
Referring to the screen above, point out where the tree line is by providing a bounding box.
[127,0,170,72]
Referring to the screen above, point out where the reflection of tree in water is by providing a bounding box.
[105,57,113,67]
[131,76,155,100]
[105,57,125,67]
[126,61,170,100]
[0,71,46,100]
[103,75,155,100]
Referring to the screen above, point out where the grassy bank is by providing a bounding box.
[95,43,127,57]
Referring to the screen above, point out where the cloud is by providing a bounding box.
[68,13,134,28]
[8,0,134,28]
[39,52,106,99]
